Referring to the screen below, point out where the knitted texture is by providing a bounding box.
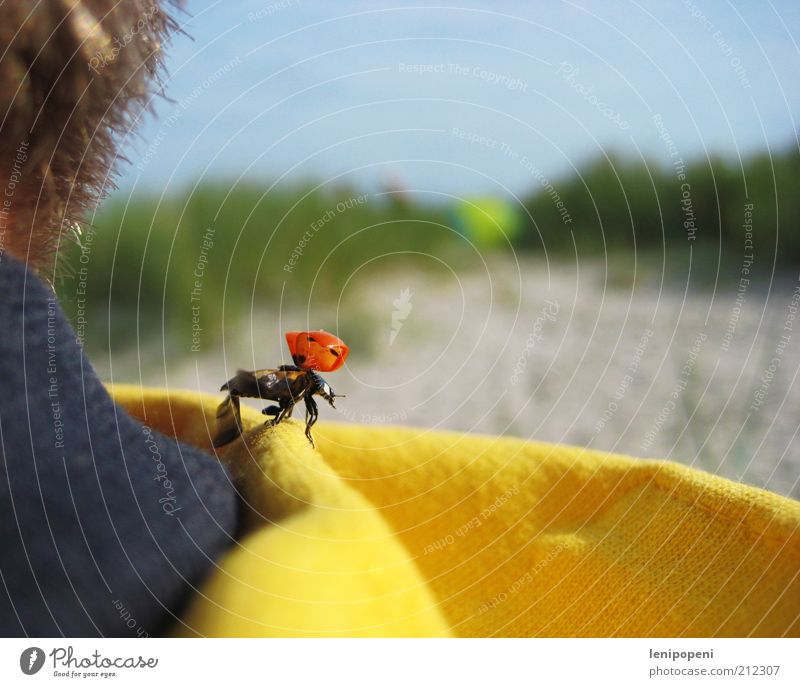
[0,256,237,637]
[111,385,800,637]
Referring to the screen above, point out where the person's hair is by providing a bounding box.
[0,1,177,275]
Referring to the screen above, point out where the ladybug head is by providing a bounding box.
[285,330,349,372]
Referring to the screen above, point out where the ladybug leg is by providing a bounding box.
[273,398,296,425]
[303,395,319,446]
[261,405,281,427]
[261,405,280,418]
[262,399,294,426]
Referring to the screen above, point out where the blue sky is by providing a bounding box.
[116,0,800,199]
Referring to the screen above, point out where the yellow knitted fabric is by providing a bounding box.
[110,384,800,637]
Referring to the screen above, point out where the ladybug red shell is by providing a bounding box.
[285,330,349,372]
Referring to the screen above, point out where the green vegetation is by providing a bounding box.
[521,147,800,276]
[57,183,454,354]
[57,146,799,352]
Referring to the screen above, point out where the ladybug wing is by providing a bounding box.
[212,394,242,448]
[222,368,308,402]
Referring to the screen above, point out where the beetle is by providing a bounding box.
[212,330,348,448]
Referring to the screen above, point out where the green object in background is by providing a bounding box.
[451,197,521,248]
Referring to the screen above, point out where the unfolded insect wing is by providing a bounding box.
[285,330,349,372]
[212,394,242,447]
[222,369,263,398]
[253,368,298,397]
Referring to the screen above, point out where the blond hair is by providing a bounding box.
[0,0,176,274]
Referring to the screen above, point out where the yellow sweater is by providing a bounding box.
[111,385,800,638]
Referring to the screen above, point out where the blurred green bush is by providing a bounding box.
[57,183,454,354]
[57,146,799,352]
[519,147,800,273]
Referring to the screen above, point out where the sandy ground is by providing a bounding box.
[100,256,800,500]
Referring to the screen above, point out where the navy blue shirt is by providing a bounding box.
[0,255,237,636]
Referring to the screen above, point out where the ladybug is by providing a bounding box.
[213,330,349,448]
